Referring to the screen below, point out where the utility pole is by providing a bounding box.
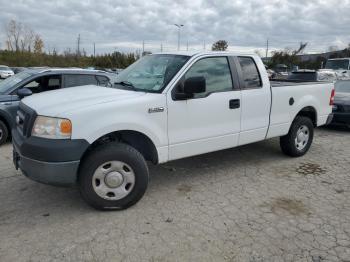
[203,40,206,51]
[93,42,96,57]
[160,43,163,52]
[265,39,269,58]
[186,40,189,51]
[174,24,184,51]
[142,40,145,55]
[77,34,81,56]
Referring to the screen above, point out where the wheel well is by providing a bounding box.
[83,130,159,164]
[295,106,317,126]
[0,115,10,138]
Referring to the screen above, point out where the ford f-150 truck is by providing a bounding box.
[12,52,335,210]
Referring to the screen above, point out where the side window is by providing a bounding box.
[96,75,111,87]
[184,57,233,98]
[65,75,98,88]
[23,75,61,93]
[23,79,40,93]
[238,57,262,89]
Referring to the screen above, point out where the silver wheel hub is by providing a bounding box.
[295,125,310,151]
[92,161,135,200]
[105,171,124,188]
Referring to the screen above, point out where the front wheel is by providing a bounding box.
[280,116,314,157]
[79,142,149,210]
[0,120,9,146]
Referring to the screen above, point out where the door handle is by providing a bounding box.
[229,99,240,109]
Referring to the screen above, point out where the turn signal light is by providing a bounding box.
[329,89,335,106]
[60,120,72,134]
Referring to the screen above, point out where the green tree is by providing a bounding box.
[269,42,308,69]
[211,40,228,51]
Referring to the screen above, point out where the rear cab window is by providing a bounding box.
[237,57,262,89]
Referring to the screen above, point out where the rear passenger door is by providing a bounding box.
[235,56,271,145]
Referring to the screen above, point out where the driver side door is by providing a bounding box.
[167,56,241,161]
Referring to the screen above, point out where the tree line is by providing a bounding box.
[268,43,350,70]
[0,49,138,69]
[1,20,138,68]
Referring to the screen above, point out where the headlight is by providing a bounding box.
[32,116,72,139]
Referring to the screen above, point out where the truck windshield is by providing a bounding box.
[114,54,190,92]
[0,71,32,95]
[325,59,350,70]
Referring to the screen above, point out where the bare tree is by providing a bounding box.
[21,26,35,52]
[5,19,41,52]
[5,19,22,51]
[33,34,44,54]
[292,42,308,55]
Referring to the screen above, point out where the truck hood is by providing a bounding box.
[22,85,146,116]
[334,92,350,105]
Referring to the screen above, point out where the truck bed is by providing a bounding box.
[271,80,331,87]
[266,80,333,139]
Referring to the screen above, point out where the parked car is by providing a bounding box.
[266,69,276,80]
[286,70,338,82]
[12,52,334,210]
[0,68,112,145]
[331,80,350,127]
[11,67,27,74]
[0,65,14,79]
[273,64,289,79]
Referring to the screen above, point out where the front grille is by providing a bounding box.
[16,102,37,137]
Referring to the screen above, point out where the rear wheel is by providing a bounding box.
[0,120,9,146]
[79,142,149,210]
[280,116,314,157]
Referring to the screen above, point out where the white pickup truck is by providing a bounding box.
[323,58,350,80]
[12,52,334,210]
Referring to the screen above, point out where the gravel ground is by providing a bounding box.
[0,127,350,262]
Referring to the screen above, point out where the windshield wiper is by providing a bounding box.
[114,81,137,90]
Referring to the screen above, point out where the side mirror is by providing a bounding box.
[17,88,32,99]
[184,76,206,94]
[174,76,206,100]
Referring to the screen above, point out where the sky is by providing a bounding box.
[0,0,349,55]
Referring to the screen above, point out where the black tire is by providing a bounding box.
[0,120,9,146]
[79,142,149,210]
[280,116,314,157]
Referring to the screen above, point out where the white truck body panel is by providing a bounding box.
[22,52,334,164]
[267,82,333,139]
[238,56,271,146]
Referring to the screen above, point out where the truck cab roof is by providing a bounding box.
[151,51,259,58]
